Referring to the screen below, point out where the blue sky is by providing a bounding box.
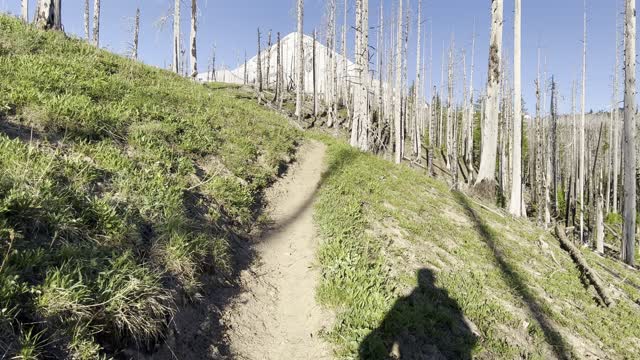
[1,0,626,114]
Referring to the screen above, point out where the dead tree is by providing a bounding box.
[467,28,476,185]
[596,193,604,254]
[274,32,283,106]
[509,0,523,216]
[402,9,409,158]
[35,0,56,30]
[244,51,248,85]
[550,77,559,218]
[313,29,318,117]
[132,8,140,60]
[448,42,457,188]
[413,0,423,159]
[341,0,349,107]
[92,0,100,46]
[394,0,404,164]
[326,0,338,127]
[535,52,546,225]
[172,0,180,74]
[53,0,61,30]
[554,225,613,306]
[612,14,621,214]
[295,0,304,121]
[622,0,636,266]
[209,44,216,81]
[257,28,263,92]
[579,1,587,243]
[375,0,384,144]
[352,0,370,150]
[83,0,90,40]
[446,39,454,171]
[429,87,437,175]
[22,0,28,23]
[607,17,620,214]
[266,30,272,88]
[476,0,504,189]
[190,0,198,78]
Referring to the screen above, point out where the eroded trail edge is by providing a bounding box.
[223,140,332,360]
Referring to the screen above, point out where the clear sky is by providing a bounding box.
[1,0,627,114]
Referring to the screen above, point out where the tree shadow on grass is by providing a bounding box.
[359,268,477,359]
[452,191,573,360]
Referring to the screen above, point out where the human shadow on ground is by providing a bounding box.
[359,268,477,360]
[453,191,572,360]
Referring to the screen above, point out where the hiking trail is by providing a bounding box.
[222,140,332,359]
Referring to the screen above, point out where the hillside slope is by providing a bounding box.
[0,16,299,358]
[312,135,640,359]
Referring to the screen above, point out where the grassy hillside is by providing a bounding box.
[0,16,299,358]
[313,135,640,359]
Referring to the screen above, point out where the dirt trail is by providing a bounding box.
[222,140,332,360]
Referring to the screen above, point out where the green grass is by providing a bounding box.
[0,15,299,358]
[312,135,640,359]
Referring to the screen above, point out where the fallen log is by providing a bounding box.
[604,223,621,239]
[554,224,613,307]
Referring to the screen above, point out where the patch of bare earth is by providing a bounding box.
[221,140,333,360]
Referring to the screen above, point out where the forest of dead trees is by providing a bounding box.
[28,0,639,266]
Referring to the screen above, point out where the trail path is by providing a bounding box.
[222,140,332,360]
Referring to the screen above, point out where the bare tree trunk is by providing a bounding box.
[326,0,337,127]
[35,0,55,30]
[550,77,559,221]
[580,1,587,244]
[376,0,383,137]
[172,0,180,74]
[22,0,28,23]
[132,8,140,60]
[266,31,272,89]
[446,40,454,171]
[439,41,445,148]
[295,0,305,121]
[274,32,283,106]
[535,51,545,225]
[84,0,91,38]
[449,43,457,188]
[401,10,409,158]
[208,44,216,81]
[257,28,263,92]
[394,0,404,163]
[509,0,523,216]
[429,87,436,175]
[607,65,615,214]
[570,80,577,228]
[613,17,621,214]
[190,0,198,78]
[313,29,318,117]
[244,51,248,85]
[52,0,61,30]
[596,191,605,254]
[351,0,363,147]
[622,0,636,266]
[353,0,370,150]
[476,0,503,188]
[342,0,348,107]
[413,0,422,159]
[92,0,100,46]
[467,28,476,185]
